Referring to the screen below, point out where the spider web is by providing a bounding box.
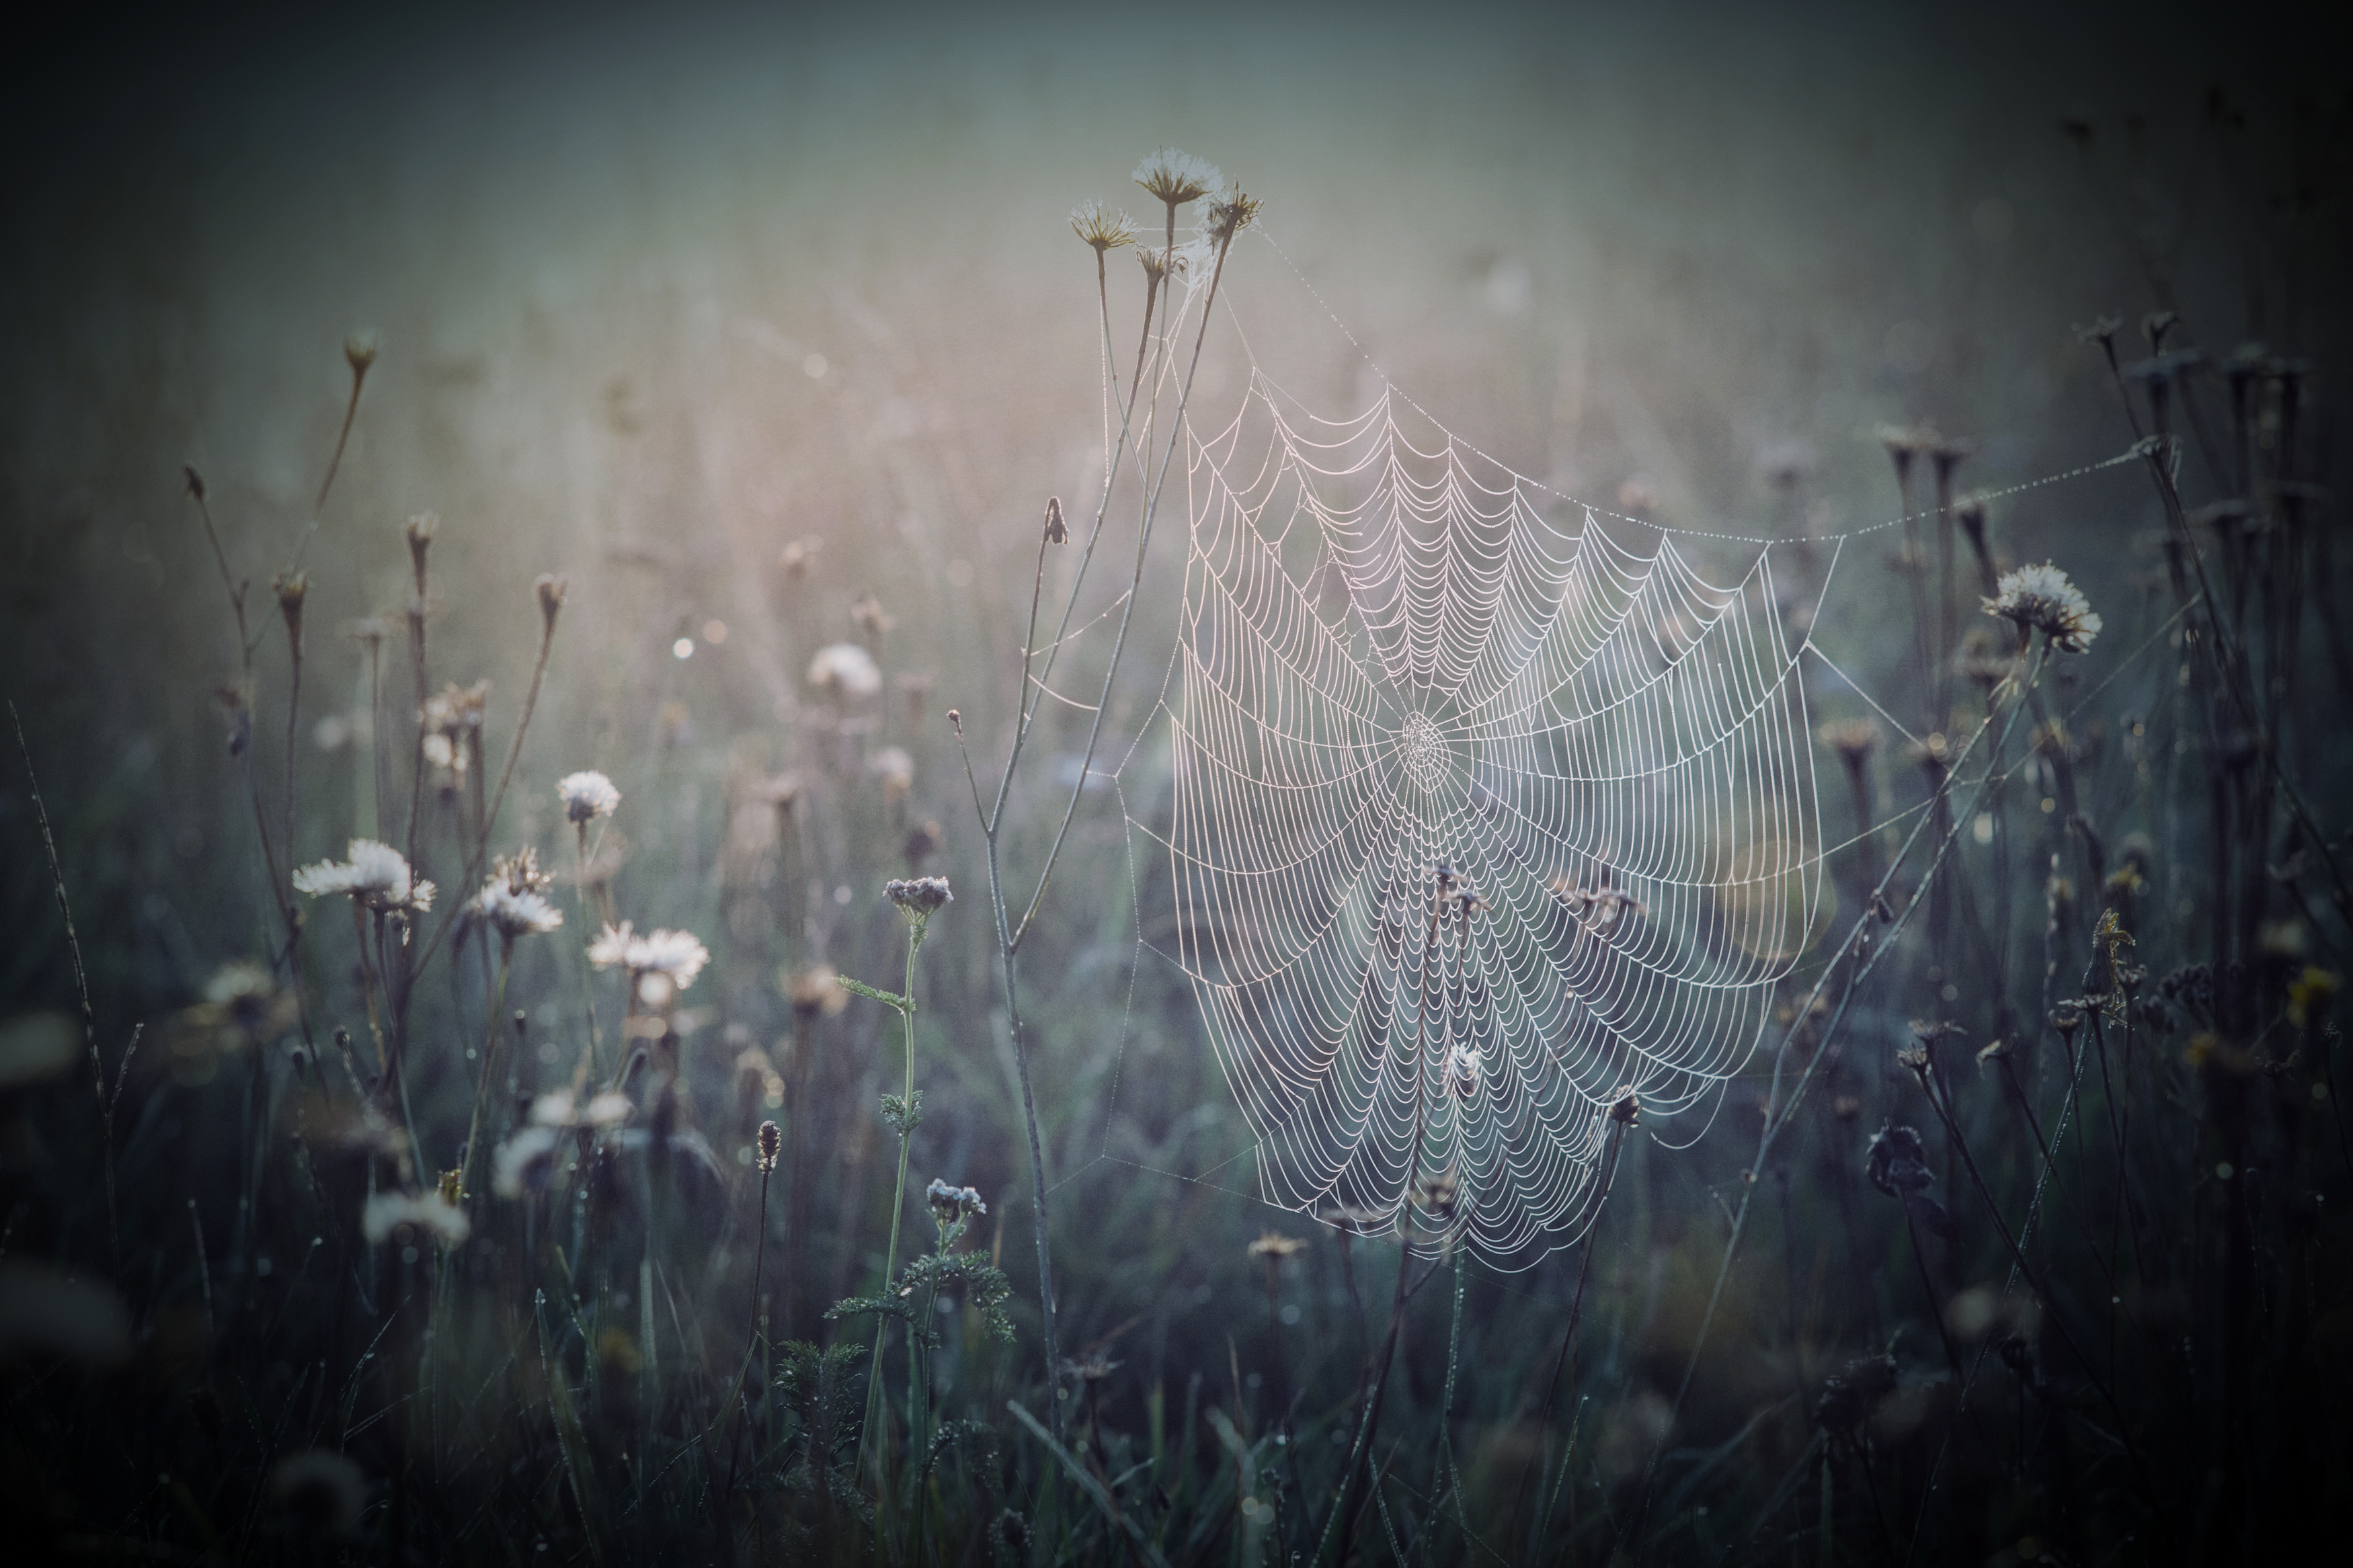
[1053,231,2139,1268]
[1130,373,1827,1263]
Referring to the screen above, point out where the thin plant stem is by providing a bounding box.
[856,917,926,1528]
[459,936,514,1204]
[1628,643,2052,1538]
[9,702,116,1266]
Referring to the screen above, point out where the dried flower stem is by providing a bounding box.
[9,702,117,1265]
[850,917,928,1520]
[1630,643,2051,1536]
[458,935,515,1207]
[968,201,1245,1439]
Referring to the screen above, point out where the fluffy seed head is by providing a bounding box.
[1133,147,1220,208]
[1984,560,2102,653]
[1248,1230,1308,1261]
[559,770,622,824]
[361,1191,471,1247]
[757,1120,781,1171]
[1070,199,1136,252]
[807,641,883,701]
[293,839,434,914]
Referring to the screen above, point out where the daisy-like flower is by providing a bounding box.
[1247,1231,1308,1262]
[493,1126,561,1198]
[559,770,621,824]
[1983,561,2103,653]
[631,928,710,989]
[586,921,710,991]
[1133,147,1220,209]
[470,880,565,940]
[586,919,637,970]
[1070,199,1135,252]
[807,641,882,701]
[361,1191,471,1247]
[293,839,435,915]
[869,746,914,800]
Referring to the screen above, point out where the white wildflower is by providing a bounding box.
[1133,147,1220,208]
[1070,199,1135,251]
[587,920,637,970]
[630,928,710,989]
[361,1191,471,1247]
[807,642,883,701]
[293,839,433,914]
[869,745,914,799]
[582,1091,632,1126]
[586,920,708,991]
[492,1126,561,1198]
[470,880,564,940]
[1983,561,2102,653]
[527,1089,578,1126]
[559,770,622,824]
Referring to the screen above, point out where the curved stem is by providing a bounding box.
[1012,226,1239,951]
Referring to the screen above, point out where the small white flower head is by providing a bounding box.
[1071,199,1136,252]
[293,838,432,914]
[1447,1042,1484,1100]
[582,1090,632,1126]
[361,1191,471,1247]
[588,921,709,993]
[807,641,883,701]
[631,928,710,989]
[869,745,915,800]
[493,1126,562,1198]
[587,920,637,971]
[527,1088,631,1129]
[491,845,553,895]
[1134,147,1220,209]
[559,770,622,824]
[471,880,565,940]
[1983,561,2103,653]
[528,1089,579,1127]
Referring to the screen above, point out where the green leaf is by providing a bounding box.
[836,975,909,1011]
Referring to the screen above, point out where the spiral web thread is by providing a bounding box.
[1142,375,1827,1264]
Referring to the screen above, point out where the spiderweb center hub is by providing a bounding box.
[1397,711,1448,791]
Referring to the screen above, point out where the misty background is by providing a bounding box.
[1,0,2337,1206]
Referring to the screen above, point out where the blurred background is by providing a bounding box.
[1,0,2344,1559]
